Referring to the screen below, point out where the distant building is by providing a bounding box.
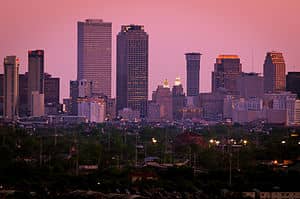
[118,108,140,122]
[3,56,19,120]
[44,73,60,115]
[294,100,300,125]
[286,72,300,98]
[19,73,28,116]
[185,53,201,96]
[69,80,79,115]
[0,74,3,116]
[63,98,72,114]
[116,24,149,117]
[200,91,226,121]
[78,97,106,123]
[152,79,173,121]
[28,50,44,116]
[172,77,185,120]
[77,19,112,97]
[264,51,286,93]
[212,55,242,95]
[31,91,44,117]
[78,79,92,98]
[147,101,160,122]
[237,73,264,99]
[106,98,116,120]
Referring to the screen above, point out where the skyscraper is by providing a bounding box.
[172,77,185,120]
[185,53,201,96]
[152,79,173,121]
[44,73,60,115]
[286,72,300,98]
[28,50,44,116]
[3,56,19,120]
[77,19,112,97]
[212,55,242,95]
[263,51,286,93]
[116,25,149,117]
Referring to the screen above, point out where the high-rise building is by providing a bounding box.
[77,19,112,97]
[286,72,300,98]
[237,73,264,99]
[212,55,242,95]
[19,73,28,116]
[116,24,149,117]
[263,51,286,93]
[172,77,185,120]
[31,91,45,117]
[28,50,44,116]
[152,79,173,121]
[69,80,79,115]
[185,53,201,96]
[3,56,19,120]
[44,73,60,115]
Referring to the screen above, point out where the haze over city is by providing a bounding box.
[1,0,300,100]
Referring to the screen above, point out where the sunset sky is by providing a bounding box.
[1,0,299,100]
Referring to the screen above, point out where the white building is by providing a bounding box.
[78,97,106,123]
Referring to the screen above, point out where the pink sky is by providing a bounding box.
[1,0,300,101]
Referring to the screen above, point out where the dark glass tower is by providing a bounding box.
[286,72,300,98]
[116,25,149,117]
[185,53,201,96]
[263,51,286,93]
[212,55,242,95]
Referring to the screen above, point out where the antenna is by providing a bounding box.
[251,48,254,72]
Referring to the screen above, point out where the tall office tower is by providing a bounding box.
[286,72,300,98]
[172,77,185,120]
[185,53,201,96]
[116,25,149,117]
[19,73,28,116]
[28,50,44,116]
[263,51,286,93]
[44,73,60,115]
[77,19,112,97]
[212,55,242,95]
[237,73,264,99]
[3,56,19,120]
[69,80,79,115]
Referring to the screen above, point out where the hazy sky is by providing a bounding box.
[1,0,299,101]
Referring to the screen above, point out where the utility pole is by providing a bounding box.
[135,133,138,167]
[39,136,43,167]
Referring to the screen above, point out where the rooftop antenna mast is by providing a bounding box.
[251,48,254,73]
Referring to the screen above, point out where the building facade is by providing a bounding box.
[3,56,19,120]
[263,51,286,93]
[28,50,44,116]
[212,55,242,95]
[172,77,185,120]
[44,73,60,115]
[185,53,201,96]
[152,80,173,121]
[286,72,300,98]
[237,73,264,99]
[77,19,112,97]
[116,25,149,117]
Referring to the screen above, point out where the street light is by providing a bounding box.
[281,140,286,144]
[152,137,157,144]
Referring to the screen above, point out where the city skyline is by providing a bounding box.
[0,0,300,101]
